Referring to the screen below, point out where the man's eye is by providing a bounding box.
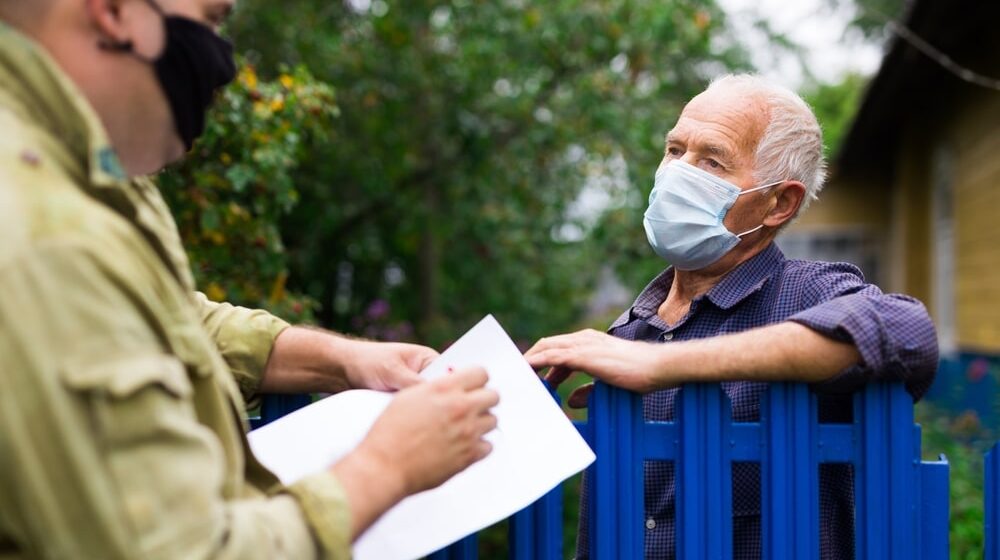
[667,147,683,156]
[706,159,721,169]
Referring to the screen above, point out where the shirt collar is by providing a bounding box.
[609,267,675,329]
[0,23,128,190]
[610,242,786,329]
[703,242,785,309]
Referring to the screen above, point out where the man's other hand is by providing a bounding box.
[525,329,664,408]
[261,327,439,395]
[341,340,439,392]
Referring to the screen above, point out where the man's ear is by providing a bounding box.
[763,181,806,228]
[86,0,132,49]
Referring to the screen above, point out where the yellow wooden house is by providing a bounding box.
[780,0,1000,418]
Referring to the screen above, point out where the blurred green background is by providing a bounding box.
[155,0,991,557]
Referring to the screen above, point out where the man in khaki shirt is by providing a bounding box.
[0,1,499,558]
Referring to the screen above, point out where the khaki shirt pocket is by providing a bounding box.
[59,352,226,552]
[61,353,197,451]
[62,353,192,399]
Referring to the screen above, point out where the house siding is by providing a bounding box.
[950,90,1000,353]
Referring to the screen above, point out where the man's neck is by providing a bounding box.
[29,11,180,177]
[657,235,774,325]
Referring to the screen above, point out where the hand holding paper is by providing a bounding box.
[328,365,499,539]
[248,315,595,560]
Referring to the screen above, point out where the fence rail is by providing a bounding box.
[256,382,973,559]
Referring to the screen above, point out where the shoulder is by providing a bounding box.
[0,109,40,260]
[775,257,873,302]
[0,112,137,271]
[780,257,866,284]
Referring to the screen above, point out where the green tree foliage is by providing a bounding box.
[157,64,338,323]
[826,0,906,40]
[803,72,867,158]
[219,0,750,346]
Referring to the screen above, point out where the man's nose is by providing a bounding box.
[679,153,699,167]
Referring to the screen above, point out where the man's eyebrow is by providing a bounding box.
[664,133,735,163]
[703,144,734,161]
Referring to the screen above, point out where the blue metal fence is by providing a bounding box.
[257,382,961,558]
[987,443,1000,560]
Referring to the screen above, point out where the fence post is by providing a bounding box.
[854,383,919,559]
[761,383,819,560]
[987,443,1000,560]
[588,381,644,559]
[676,384,733,560]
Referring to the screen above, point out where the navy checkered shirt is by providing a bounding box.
[576,243,938,559]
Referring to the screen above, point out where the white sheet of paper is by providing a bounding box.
[247,315,595,560]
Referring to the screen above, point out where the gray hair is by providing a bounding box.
[706,74,827,217]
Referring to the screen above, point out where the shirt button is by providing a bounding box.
[646,518,657,530]
[663,332,674,341]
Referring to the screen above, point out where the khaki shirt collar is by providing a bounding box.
[0,22,128,190]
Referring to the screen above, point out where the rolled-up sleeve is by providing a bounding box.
[0,243,348,560]
[286,472,354,558]
[786,263,939,399]
[194,292,291,401]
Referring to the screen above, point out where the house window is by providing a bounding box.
[777,229,883,286]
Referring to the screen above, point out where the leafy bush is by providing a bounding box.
[157,63,338,323]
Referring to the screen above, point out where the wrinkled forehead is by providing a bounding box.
[672,88,771,158]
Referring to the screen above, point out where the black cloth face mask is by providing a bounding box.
[101,0,237,150]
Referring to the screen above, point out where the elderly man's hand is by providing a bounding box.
[525,329,666,408]
[340,339,439,392]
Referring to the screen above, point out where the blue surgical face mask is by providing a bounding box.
[643,159,782,270]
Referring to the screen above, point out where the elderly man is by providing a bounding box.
[527,75,938,559]
[0,1,497,558]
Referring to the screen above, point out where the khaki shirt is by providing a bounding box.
[0,24,350,559]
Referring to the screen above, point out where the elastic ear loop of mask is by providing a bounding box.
[740,179,784,196]
[734,180,784,237]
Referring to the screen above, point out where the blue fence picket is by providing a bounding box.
[509,475,563,559]
[987,443,1000,560]
[676,384,733,560]
[920,455,950,559]
[587,381,645,560]
[853,383,920,560]
[251,393,311,429]
[761,383,819,560]
[427,535,477,560]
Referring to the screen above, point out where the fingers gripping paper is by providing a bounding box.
[247,315,595,560]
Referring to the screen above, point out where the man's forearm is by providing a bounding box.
[654,321,861,388]
[260,326,354,394]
